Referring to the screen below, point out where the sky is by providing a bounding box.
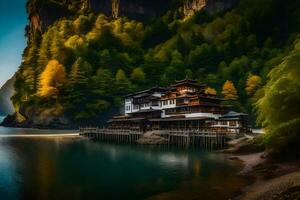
[0,0,27,87]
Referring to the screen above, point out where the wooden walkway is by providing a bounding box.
[80,128,234,149]
[80,128,143,144]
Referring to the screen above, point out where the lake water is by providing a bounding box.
[0,126,249,200]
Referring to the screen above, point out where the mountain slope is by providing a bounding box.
[4,0,300,128]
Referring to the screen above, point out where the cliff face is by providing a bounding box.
[0,75,15,116]
[27,0,237,39]
[26,0,71,41]
[90,0,180,19]
[90,0,238,18]
[205,0,238,13]
[26,0,177,39]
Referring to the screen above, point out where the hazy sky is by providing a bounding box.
[0,0,27,87]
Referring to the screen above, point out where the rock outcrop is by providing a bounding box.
[0,75,15,116]
[1,106,76,129]
[137,131,169,145]
[27,0,238,40]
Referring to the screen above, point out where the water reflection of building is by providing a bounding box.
[108,79,251,136]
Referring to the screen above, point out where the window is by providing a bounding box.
[133,105,139,110]
[220,121,228,125]
[162,100,168,106]
[229,121,236,126]
[152,101,159,106]
[125,106,131,111]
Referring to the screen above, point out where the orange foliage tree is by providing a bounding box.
[222,80,238,100]
[38,60,66,98]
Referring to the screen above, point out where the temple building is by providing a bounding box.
[108,79,251,136]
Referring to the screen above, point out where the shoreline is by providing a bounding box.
[0,123,77,130]
[0,133,80,138]
[228,145,300,199]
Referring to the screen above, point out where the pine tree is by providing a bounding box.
[37,31,52,74]
[22,67,35,100]
[50,32,71,65]
[64,58,93,121]
[69,57,91,86]
[23,43,39,92]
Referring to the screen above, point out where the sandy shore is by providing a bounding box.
[239,171,300,200]
[235,153,266,174]
[228,139,300,200]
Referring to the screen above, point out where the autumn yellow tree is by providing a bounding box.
[222,80,238,100]
[205,87,217,95]
[38,60,66,98]
[245,75,262,96]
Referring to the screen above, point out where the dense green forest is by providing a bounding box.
[10,0,300,154]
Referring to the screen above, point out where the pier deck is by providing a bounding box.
[80,128,235,149]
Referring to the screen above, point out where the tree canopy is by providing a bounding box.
[256,40,300,154]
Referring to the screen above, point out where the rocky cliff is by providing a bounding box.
[0,75,15,116]
[27,0,237,40]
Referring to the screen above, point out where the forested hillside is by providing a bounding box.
[5,0,300,150]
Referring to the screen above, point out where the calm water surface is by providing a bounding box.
[0,126,248,200]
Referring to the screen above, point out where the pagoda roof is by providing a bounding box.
[220,111,248,118]
[134,93,151,98]
[171,78,206,87]
[123,86,168,98]
[198,94,225,101]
